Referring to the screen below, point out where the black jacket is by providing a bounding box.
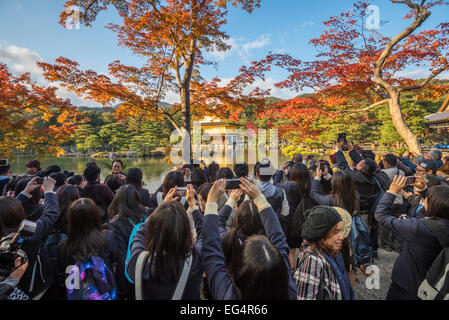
[336,151,379,212]
[375,192,449,297]
[16,192,60,298]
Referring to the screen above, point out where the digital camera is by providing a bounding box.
[0,220,36,278]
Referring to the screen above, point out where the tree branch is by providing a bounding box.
[399,67,447,92]
[348,99,390,115]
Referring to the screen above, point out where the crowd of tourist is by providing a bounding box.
[0,140,448,301]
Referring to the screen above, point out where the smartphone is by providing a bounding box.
[176,187,187,197]
[226,179,241,190]
[36,177,44,185]
[319,161,326,172]
[0,159,8,166]
[405,176,416,186]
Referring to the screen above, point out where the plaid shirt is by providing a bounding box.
[294,246,342,300]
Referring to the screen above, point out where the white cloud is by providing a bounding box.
[396,69,449,80]
[0,43,102,108]
[17,4,22,11]
[241,34,271,54]
[0,44,44,83]
[163,90,181,104]
[204,34,271,64]
[246,77,297,100]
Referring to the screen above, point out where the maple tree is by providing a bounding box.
[0,63,82,157]
[264,0,449,155]
[39,0,269,159]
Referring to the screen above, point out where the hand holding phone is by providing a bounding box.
[226,179,241,190]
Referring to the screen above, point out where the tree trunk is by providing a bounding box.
[388,92,422,155]
[181,87,192,163]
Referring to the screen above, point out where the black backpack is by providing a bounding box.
[417,219,449,300]
[288,197,318,246]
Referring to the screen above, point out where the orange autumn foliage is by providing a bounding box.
[0,63,83,157]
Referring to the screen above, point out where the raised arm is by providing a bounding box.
[239,178,297,300]
[201,179,238,300]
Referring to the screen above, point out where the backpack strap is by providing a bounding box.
[157,192,164,206]
[422,219,449,248]
[171,254,193,300]
[135,251,150,300]
[124,219,144,284]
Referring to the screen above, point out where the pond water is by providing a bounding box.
[8,154,292,194]
[9,156,173,194]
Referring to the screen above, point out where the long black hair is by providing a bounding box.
[56,184,80,231]
[0,196,25,237]
[107,185,147,223]
[61,198,107,263]
[162,171,184,195]
[331,171,358,214]
[126,168,143,189]
[144,201,192,283]
[289,163,311,198]
[234,235,290,300]
[222,200,265,278]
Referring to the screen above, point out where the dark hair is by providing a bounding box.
[362,150,376,161]
[26,160,41,170]
[108,185,147,222]
[222,200,264,277]
[126,168,143,189]
[144,201,192,282]
[234,163,249,178]
[191,168,207,188]
[293,153,303,163]
[0,164,11,176]
[331,171,358,214]
[383,153,398,167]
[2,178,18,196]
[0,196,25,237]
[112,160,124,169]
[85,162,98,169]
[362,158,377,177]
[56,184,80,231]
[15,178,40,204]
[289,163,311,198]
[217,167,234,180]
[254,162,271,182]
[208,162,220,182]
[162,171,184,195]
[233,235,290,300]
[426,186,449,220]
[68,175,84,186]
[197,183,213,201]
[84,165,101,183]
[50,172,67,187]
[61,198,107,263]
[44,165,61,176]
[104,174,125,193]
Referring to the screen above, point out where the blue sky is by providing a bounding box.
[0,0,448,107]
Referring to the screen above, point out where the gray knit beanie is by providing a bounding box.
[301,206,342,242]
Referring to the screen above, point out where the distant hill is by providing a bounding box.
[77,101,173,112]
